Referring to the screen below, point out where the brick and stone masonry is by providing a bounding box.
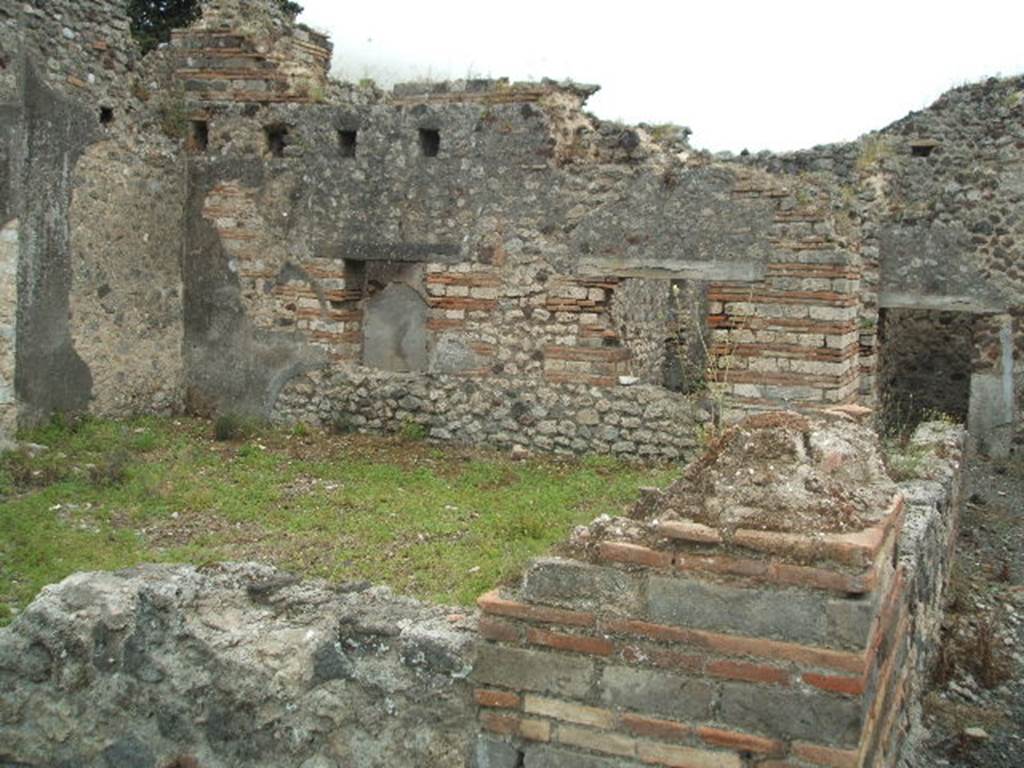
[469,412,965,768]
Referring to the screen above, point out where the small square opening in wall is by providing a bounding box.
[910,140,938,158]
[265,124,289,157]
[188,120,209,153]
[99,106,114,125]
[338,129,357,158]
[419,128,440,157]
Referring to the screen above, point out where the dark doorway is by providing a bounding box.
[877,308,973,433]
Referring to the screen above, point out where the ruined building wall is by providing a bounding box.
[742,76,1024,451]
[1,0,187,438]
[3,0,1021,456]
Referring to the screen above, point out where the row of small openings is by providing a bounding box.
[334,128,441,158]
[182,121,442,158]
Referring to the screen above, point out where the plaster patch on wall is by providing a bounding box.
[68,142,185,416]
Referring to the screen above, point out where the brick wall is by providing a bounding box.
[711,178,861,410]
[171,0,331,105]
[469,420,965,768]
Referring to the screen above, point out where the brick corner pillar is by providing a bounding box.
[469,421,918,767]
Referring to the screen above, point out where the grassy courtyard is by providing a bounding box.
[0,415,677,625]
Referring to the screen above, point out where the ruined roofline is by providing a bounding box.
[387,78,601,107]
[734,71,1024,165]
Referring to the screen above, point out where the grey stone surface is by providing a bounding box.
[718,681,863,747]
[0,563,478,768]
[521,558,641,616]
[362,283,429,373]
[525,745,646,768]
[826,593,879,651]
[647,575,829,644]
[472,644,593,698]
[472,736,523,768]
[598,665,713,721]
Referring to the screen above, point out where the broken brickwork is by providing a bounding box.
[471,414,966,768]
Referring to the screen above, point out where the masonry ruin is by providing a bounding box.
[0,0,1020,765]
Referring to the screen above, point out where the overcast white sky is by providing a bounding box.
[297,0,1024,153]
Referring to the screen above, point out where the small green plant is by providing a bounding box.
[155,89,188,140]
[130,429,158,452]
[88,450,129,487]
[648,123,690,144]
[884,441,930,482]
[854,135,894,173]
[399,419,428,442]
[500,508,548,541]
[291,421,311,438]
[213,413,261,442]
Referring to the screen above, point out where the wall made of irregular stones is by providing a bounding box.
[0,563,478,768]
[274,365,707,460]
[68,141,186,417]
[2,0,190,435]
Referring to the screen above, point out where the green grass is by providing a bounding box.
[0,416,676,624]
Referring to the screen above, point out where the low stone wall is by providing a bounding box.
[273,364,706,460]
[0,563,478,768]
[888,423,968,766]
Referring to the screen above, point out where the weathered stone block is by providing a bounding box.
[599,665,713,721]
[473,645,593,698]
[647,575,828,644]
[473,735,523,768]
[521,558,641,615]
[718,682,863,747]
[826,594,878,650]
[525,744,645,768]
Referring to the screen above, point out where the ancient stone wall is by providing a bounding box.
[3,0,1021,454]
[738,77,1024,451]
[274,365,707,460]
[0,563,478,767]
[1,0,189,438]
